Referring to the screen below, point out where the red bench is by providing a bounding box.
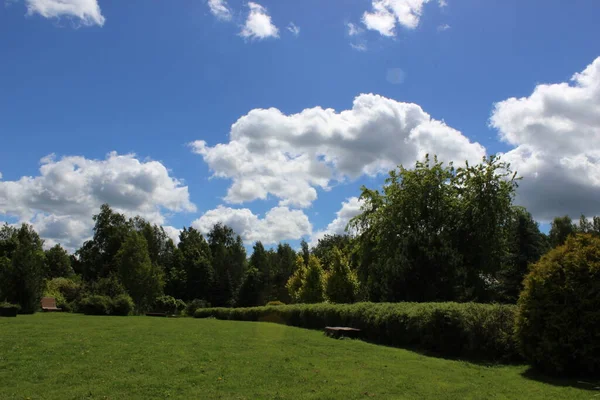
[41,297,62,312]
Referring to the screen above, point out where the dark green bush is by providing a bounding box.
[266,300,285,306]
[516,234,600,376]
[0,301,21,312]
[80,295,112,315]
[112,294,135,316]
[44,277,84,311]
[194,302,519,362]
[185,299,210,316]
[153,295,186,315]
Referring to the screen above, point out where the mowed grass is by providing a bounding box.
[0,314,595,400]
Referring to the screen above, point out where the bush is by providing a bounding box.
[112,294,135,316]
[153,295,186,315]
[80,295,112,315]
[44,277,84,311]
[515,234,600,375]
[185,299,210,316]
[266,300,285,306]
[0,301,21,312]
[194,302,519,362]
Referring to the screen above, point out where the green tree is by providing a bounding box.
[495,207,549,302]
[272,243,297,303]
[324,247,359,303]
[300,238,310,267]
[236,267,262,307]
[115,231,164,312]
[174,227,213,301]
[286,255,306,303]
[0,224,46,313]
[208,224,246,307]
[548,215,576,248]
[298,255,325,304]
[249,241,270,302]
[45,244,74,278]
[312,234,352,270]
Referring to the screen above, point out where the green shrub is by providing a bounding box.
[194,302,519,362]
[80,295,112,315]
[0,301,21,312]
[515,234,600,375]
[324,248,359,303]
[112,294,135,316]
[44,277,84,311]
[266,300,285,306]
[153,295,186,315]
[185,299,210,316]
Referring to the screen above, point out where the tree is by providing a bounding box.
[324,247,359,303]
[249,241,270,303]
[0,224,46,313]
[173,227,213,301]
[495,207,549,302]
[45,244,73,279]
[272,243,297,303]
[236,267,262,307]
[312,234,352,270]
[208,224,246,306]
[300,239,310,267]
[298,255,325,304]
[286,255,306,303]
[548,215,576,248]
[115,231,164,312]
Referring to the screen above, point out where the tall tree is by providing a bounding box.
[324,247,359,303]
[298,255,325,304]
[549,215,576,248]
[207,224,246,307]
[115,231,164,312]
[249,241,270,303]
[0,224,46,313]
[173,227,213,301]
[300,239,310,267]
[312,234,352,271]
[45,244,74,279]
[272,243,297,303]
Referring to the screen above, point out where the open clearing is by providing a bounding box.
[0,314,594,399]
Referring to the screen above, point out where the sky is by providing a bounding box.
[1,0,600,252]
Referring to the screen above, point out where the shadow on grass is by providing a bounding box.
[520,367,600,392]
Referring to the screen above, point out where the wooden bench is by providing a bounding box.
[41,297,62,312]
[324,326,362,339]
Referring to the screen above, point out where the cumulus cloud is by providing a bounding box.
[491,56,600,221]
[191,93,485,208]
[287,22,300,36]
[0,152,195,250]
[240,2,279,40]
[192,206,311,244]
[207,0,232,21]
[24,0,105,26]
[362,0,440,36]
[347,22,364,36]
[310,197,364,246]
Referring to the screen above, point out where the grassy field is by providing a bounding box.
[0,314,596,399]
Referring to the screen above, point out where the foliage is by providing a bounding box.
[236,267,263,307]
[324,247,359,303]
[185,298,211,316]
[312,234,352,270]
[171,227,213,302]
[153,295,186,315]
[0,224,46,313]
[112,294,135,316]
[548,216,577,248]
[515,234,600,375]
[208,224,246,307]
[44,277,84,311]
[286,255,306,303]
[266,300,285,306]
[0,301,21,312]
[195,302,519,363]
[350,155,519,302]
[44,244,74,279]
[115,231,164,312]
[80,295,113,315]
[298,255,326,303]
[1,314,591,399]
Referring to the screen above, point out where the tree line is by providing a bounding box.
[1,154,599,314]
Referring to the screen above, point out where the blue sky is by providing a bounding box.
[2,0,600,251]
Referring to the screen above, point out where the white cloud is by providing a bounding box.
[192,206,311,244]
[24,0,105,26]
[347,22,364,36]
[240,2,279,40]
[310,197,364,247]
[0,152,195,250]
[287,22,300,36]
[437,23,451,31]
[350,42,367,51]
[491,56,600,221]
[438,0,448,7]
[163,226,182,246]
[191,93,485,208]
[208,0,232,21]
[362,0,442,36]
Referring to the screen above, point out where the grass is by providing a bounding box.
[0,314,596,399]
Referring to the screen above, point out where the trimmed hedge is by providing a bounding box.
[79,294,135,316]
[195,302,519,362]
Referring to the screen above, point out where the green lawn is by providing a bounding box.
[0,314,596,399]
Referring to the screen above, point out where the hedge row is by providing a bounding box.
[195,302,520,362]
